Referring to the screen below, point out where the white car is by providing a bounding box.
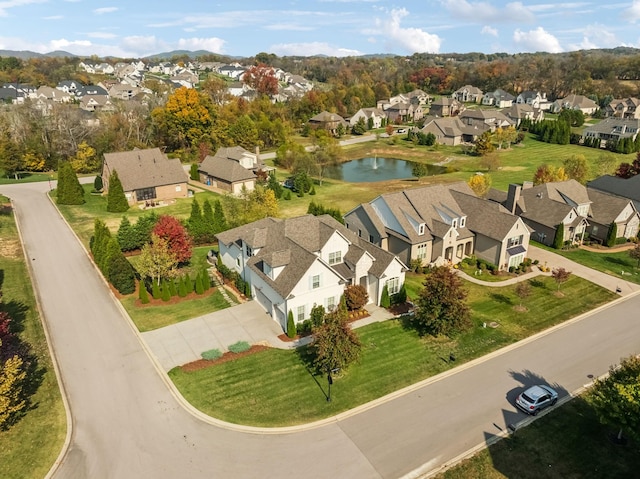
[515,385,558,415]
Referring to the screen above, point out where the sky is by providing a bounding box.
[1,1,640,58]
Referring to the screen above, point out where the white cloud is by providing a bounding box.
[93,7,118,15]
[481,25,498,37]
[567,24,621,50]
[441,0,534,23]
[377,8,441,54]
[625,0,640,22]
[177,37,226,53]
[86,31,117,39]
[270,42,361,57]
[120,35,166,54]
[50,38,92,50]
[513,27,563,53]
[0,0,46,17]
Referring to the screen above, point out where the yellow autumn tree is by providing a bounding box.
[0,342,27,429]
[70,141,99,173]
[22,151,46,172]
[468,174,492,198]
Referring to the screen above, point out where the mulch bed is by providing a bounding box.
[180,344,270,372]
[389,302,414,316]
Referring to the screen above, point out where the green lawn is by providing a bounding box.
[169,273,615,426]
[438,398,640,479]
[535,242,640,284]
[0,199,66,479]
[0,170,53,185]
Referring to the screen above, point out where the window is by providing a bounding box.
[326,296,336,311]
[136,187,156,201]
[236,257,240,267]
[507,235,523,248]
[417,243,427,260]
[386,277,400,295]
[245,245,253,257]
[312,274,320,289]
[328,251,342,265]
[452,219,458,228]
[418,223,425,235]
[358,229,362,237]
[175,185,182,192]
[369,235,374,243]
[297,305,305,322]
[460,217,466,228]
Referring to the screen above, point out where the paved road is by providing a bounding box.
[3,181,640,479]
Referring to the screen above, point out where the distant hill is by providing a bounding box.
[143,50,231,60]
[0,49,76,59]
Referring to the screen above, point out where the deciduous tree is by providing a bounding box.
[152,215,193,264]
[312,307,361,372]
[468,174,492,198]
[343,285,368,311]
[551,267,571,291]
[412,266,471,337]
[243,63,279,97]
[562,154,589,184]
[533,164,569,185]
[136,234,178,285]
[0,346,26,430]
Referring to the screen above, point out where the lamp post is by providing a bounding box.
[327,367,340,402]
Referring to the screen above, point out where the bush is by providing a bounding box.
[287,310,296,338]
[310,304,325,328]
[108,254,136,295]
[234,276,246,295]
[380,285,390,308]
[139,281,150,304]
[201,348,223,360]
[195,274,204,294]
[178,277,188,297]
[168,279,178,297]
[343,284,368,311]
[161,280,171,301]
[392,284,407,305]
[228,341,251,353]
[151,281,161,300]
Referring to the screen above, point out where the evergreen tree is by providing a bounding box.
[94,175,103,192]
[168,279,178,297]
[56,161,85,205]
[187,198,206,245]
[212,199,227,234]
[106,169,129,213]
[287,310,297,338]
[189,163,199,181]
[91,219,112,272]
[152,280,161,300]
[552,224,565,249]
[202,199,216,242]
[244,280,251,298]
[178,276,188,297]
[117,216,138,252]
[284,189,292,200]
[133,212,159,249]
[161,280,171,301]
[185,273,194,292]
[267,171,283,199]
[195,274,204,294]
[380,285,390,308]
[108,252,136,295]
[139,281,150,304]
[201,270,211,291]
[606,222,617,247]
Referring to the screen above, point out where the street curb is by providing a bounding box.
[11,193,75,479]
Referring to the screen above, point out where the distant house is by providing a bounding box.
[385,101,423,123]
[348,107,386,129]
[452,85,483,103]
[344,182,530,271]
[501,103,544,127]
[516,91,550,110]
[418,116,465,145]
[582,118,640,145]
[458,109,513,132]
[198,146,262,195]
[550,94,598,115]
[585,188,640,243]
[488,181,590,246]
[308,111,348,135]
[36,86,72,103]
[216,215,407,332]
[603,97,640,119]
[79,95,114,112]
[482,89,515,108]
[429,97,464,117]
[101,148,189,205]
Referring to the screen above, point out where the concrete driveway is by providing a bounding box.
[142,301,286,371]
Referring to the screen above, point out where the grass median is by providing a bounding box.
[0,197,66,479]
[169,273,615,427]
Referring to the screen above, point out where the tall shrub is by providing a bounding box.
[380,285,390,308]
[139,281,150,304]
[606,222,617,247]
[287,310,297,339]
[151,280,161,300]
[552,224,564,249]
[56,161,85,205]
[106,169,129,213]
[108,253,136,295]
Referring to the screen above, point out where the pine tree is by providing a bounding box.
[168,279,178,297]
[108,252,136,295]
[139,281,150,304]
[117,216,138,252]
[380,285,390,308]
[189,163,199,181]
[201,270,210,291]
[202,199,216,243]
[94,175,103,192]
[161,280,171,301]
[287,310,297,338]
[106,169,129,213]
[152,280,161,300]
[212,199,227,234]
[606,222,617,247]
[187,199,205,245]
[195,274,204,294]
[178,276,188,297]
[552,224,564,249]
[185,273,194,292]
[56,161,85,205]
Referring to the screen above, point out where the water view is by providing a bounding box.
[324,157,445,183]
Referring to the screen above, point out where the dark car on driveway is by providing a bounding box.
[515,385,558,415]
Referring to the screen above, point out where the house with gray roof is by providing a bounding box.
[198,146,263,195]
[585,188,639,243]
[429,97,464,117]
[418,116,488,145]
[452,85,483,103]
[308,111,348,135]
[501,103,544,126]
[550,94,598,115]
[216,215,407,332]
[102,148,188,205]
[588,174,640,210]
[348,107,386,129]
[344,182,531,271]
[603,97,640,119]
[582,118,640,146]
[482,89,515,108]
[459,109,513,132]
[488,180,590,247]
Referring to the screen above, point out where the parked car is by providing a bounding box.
[396,128,407,133]
[515,385,558,415]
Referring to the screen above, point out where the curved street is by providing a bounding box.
[2,180,640,479]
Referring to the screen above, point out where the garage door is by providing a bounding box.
[255,289,272,316]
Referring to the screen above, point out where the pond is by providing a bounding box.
[324,157,446,183]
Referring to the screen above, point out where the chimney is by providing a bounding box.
[255,146,260,164]
[506,184,521,215]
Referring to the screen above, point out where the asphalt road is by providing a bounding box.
[3,180,640,479]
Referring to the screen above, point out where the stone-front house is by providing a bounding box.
[198,146,262,195]
[102,148,189,205]
[452,85,483,103]
[501,103,544,127]
[488,181,590,246]
[216,215,407,332]
[550,94,598,115]
[585,188,640,243]
[429,97,464,117]
[308,111,348,135]
[385,101,424,123]
[344,182,531,271]
[458,109,513,132]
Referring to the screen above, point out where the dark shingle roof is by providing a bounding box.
[587,187,637,225]
[103,148,188,191]
[588,174,640,207]
[199,154,256,183]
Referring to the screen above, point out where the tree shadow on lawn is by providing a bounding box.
[294,344,329,401]
[529,278,547,289]
[0,299,29,335]
[489,293,513,305]
[604,256,633,268]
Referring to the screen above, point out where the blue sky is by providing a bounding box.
[1,1,640,58]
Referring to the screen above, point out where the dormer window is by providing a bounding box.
[418,223,425,235]
[328,251,342,265]
[460,217,466,228]
[452,219,458,228]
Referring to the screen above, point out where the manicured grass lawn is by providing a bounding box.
[438,398,640,479]
[0,199,66,479]
[535,242,640,284]
[169,273,615,426]
[122,246,234,332]
[0,170,53,184]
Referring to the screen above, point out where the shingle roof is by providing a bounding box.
[198,154,256,183]
[587,187,637,225]
[587,174,640,206]
[450,190,524,240]
[216,215,401,299]
[103,148,188,191]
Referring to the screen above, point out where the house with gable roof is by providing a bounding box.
[550,94,598,115]
[216,215,407,331]
[348,107,386,129]
[102,148,188,205]
[588,174,640,210]
[198,146,266,194]
[344,182,531,271]
[603,97,640,119]
[308,111,348,135]
[501,103,544,127]
[452,85,483,103]
[585,188,640,243]
[516,91,550,110]
[429,97,464,117]
[482,89,515,108]
[487,180,591,246]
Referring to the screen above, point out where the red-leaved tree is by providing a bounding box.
[152,215,193,264]
[243,63,279,96]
